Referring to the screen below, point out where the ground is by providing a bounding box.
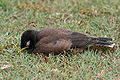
[0,0,120,80]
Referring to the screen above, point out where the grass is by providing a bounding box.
[0,0,120,80]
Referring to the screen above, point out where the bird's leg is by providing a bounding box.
[66,48,83,54]
[32,52,51,63]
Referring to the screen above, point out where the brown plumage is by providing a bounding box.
[21,28,115,55]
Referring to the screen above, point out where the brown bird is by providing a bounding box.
[21,28,115,55]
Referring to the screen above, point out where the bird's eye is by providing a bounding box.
[26,41,30,46]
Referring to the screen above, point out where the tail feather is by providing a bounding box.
[92,37,112,41]
[96,41,113,45]
[98,37,112,41]
[91,37,115,48]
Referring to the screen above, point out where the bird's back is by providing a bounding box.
[36,28,72,42]
[36,28,92,48]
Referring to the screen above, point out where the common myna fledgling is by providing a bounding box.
[20,28,115,55]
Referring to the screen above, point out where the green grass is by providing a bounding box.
[0,0,120,80]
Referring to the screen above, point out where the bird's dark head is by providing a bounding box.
[21,30,37,49]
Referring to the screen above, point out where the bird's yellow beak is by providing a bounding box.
[18,47,28,53]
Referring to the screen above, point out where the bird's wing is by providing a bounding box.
[33,37,72,54]
[70,32,92,48]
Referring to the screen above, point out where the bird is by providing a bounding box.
[20,28,115,55]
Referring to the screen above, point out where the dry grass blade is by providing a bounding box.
[77,19,87,26]
[0,43,15,51]
[0,62,12,69]
[80,10,97,17]
[18,4,52,13]
[64,14,73,23]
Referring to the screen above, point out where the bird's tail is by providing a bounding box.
[91,37,115,48]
